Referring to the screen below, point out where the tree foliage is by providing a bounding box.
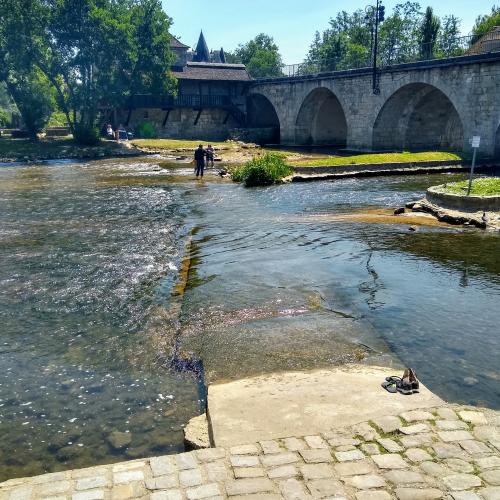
[419,7,441,58]
[0,0,55,137]
[473,5,500,37]
[0,0,176,143]
[305,3,467,70]
[438,15,462,56]
[231,34,283,78]
[6,70,56,138]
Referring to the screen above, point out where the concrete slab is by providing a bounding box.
[207,365,444,447]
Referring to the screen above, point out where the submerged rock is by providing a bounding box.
[125,444,150,459]
[107,431,132,450]
[56,445,84,461]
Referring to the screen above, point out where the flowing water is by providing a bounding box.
[0,158,499,480]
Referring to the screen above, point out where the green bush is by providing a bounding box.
[0,109,10,127]
[73,124,100,145]
[231,153,292,187]
[135,121,158,139]
[48,110,69,127]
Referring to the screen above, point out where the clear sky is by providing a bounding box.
[162,0,494,64]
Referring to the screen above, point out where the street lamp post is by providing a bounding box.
[369,0,385,94]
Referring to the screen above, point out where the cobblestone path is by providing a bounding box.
[1,405,500,500]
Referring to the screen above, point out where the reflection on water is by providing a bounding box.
[179,173,500,405]
[0,158,205,481]
[0,160,499,481]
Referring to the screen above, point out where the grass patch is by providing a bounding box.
[436,177,500,196]
[0,136,125,160]
[231,153,293,187]
[131,138,244,150]
[0,136,73,157]
[290,151,464,167]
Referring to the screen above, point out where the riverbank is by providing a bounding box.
[2,398,499,499]
[290,162,499,182]
[0,136,142,162]
[0,136,305,164]
[1,136,490,175]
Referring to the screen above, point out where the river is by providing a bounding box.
[0,157,499,480]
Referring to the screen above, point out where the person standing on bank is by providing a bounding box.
[206,144,215,168]
[194,144,206,178]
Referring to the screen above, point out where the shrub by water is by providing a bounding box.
[231,153,292,187]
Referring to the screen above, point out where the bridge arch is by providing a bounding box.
[373,83,464,151]
[295,87,347,146]
[246,93,281,144]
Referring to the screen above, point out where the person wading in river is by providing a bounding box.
[206,144,215,168]
[194,144,206,178]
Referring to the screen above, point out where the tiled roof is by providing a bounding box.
[170,36,190,49]
[172,62,251,82]
[468,26,500,55]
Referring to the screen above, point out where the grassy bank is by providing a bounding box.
[0,136,132,160]
[131,139,254,151]
[437,177,500,196]
[290,151,465,167]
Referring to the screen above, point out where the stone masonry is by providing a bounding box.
[250,55,500,157]
[2,404,500,499]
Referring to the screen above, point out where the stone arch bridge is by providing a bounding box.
[247,53,500,157]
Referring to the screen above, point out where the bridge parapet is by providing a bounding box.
[257,31,500,81]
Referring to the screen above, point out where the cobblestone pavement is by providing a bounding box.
[1,405,500,500]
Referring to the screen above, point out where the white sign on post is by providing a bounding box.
[467,136,480,195]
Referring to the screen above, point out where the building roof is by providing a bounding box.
[170,36,190,49]
[468,26,500,55]
[219,48,227,64]
[172,62,251,82]
[193,31,210,62]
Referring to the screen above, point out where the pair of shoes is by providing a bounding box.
[407,368,419,393]
[381,378,398,393]
[381,368,419,395]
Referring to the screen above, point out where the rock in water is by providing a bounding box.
[393,207,405,215]
[107,431,132,450]
[408,226,418,232]
[56,445,84,461]
[184,413,210,450]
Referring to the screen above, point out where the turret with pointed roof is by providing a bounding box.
[219,48,227,64]
[193,31,210,62]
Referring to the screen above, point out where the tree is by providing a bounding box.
[232,34,283,78]
[0,0,176,144]
[6,70,56,138]
[438,15,462,56]
[419,7,441,59]
[305,3,427,70]
[473,5,500,37]
[0,0,55,138]
[378,2,422,64]
[304,10,371,71]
